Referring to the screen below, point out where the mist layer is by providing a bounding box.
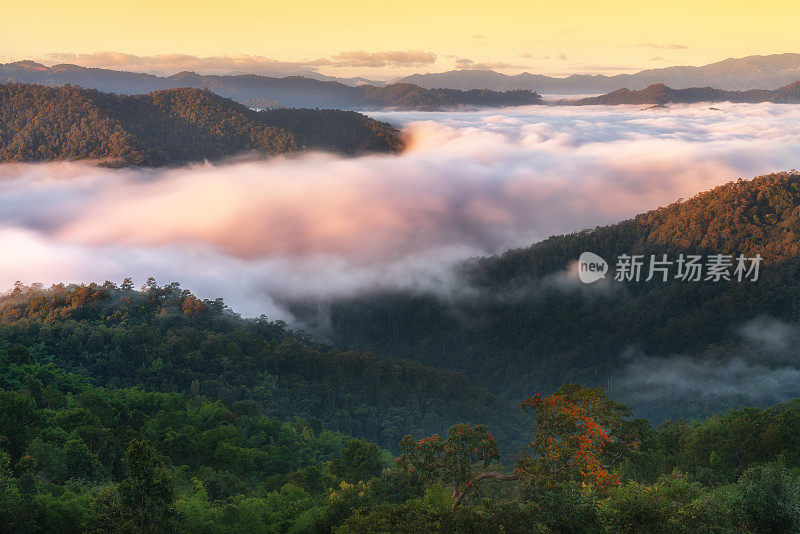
[2,102,800,318]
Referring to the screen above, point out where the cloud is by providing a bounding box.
[572,64,638,72]
[558,52,568,61]
[637,42,689,50]
[615,318,800,412]
[2,102,800,319]
[739,316,800,354]
[322,50,437,68]
[42,52,317,76]
[618,355,800,402]
[454,58,528,70]
[651,56,666,62]
[39,50,438,75]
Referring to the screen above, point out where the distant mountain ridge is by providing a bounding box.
[0,61,541,110]
[561,80,800,105]
[398,53,800,93]
[0,83,403,165]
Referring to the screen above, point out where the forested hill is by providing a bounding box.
[562,80,800,105]
[0,61,543,110]
[0,83,403,165]
[299,172,800,421]
[0,280,528,453]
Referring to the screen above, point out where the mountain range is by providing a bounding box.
[562,80,800,105]
[399,53,800,93]
[0,61,541,110]
[5,54,800,109]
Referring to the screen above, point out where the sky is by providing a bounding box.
[2,1,799,78]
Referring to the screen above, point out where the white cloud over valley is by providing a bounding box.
[2,102,800,319]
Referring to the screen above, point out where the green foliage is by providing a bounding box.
[1,269,800,531]
[626,401,800,486]
[0,281,525,452]
[398,424,499,485]
[329,439,386,484]
[117,439,176,533]
[596,471,706,533]
[0,347,799,532]
[0,389,38,459]
[733,462,800,533]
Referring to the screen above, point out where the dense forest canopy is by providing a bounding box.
[2,338,800,531]
[0,83,403,166]
[0,281,527,454]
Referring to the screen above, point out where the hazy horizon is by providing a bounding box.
[3,51,800,83]
[3,2,800,79]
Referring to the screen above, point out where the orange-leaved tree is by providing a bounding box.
[517,383,639,493]
[396,423,517,508]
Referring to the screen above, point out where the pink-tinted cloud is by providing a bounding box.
[320,50,437,68]
[43,52,314,75]
[1,102,800,318]
[637,42,689,50]
[39,50,438,75]
[454,58,528,70]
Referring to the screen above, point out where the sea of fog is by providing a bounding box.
[1,102,800,320]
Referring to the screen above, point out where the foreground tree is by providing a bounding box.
[517,383,639,493]
[397,423,515,508]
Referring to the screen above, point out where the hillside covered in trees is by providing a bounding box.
[0,62,542,110]
[296,171,800,421]
[0,83,403,165]
[562,80,800,105]
[3,345,800,532]
[0,281,527,454]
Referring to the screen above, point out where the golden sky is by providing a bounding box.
[2,0,798,78]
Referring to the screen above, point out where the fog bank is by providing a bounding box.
[2,102,800,318]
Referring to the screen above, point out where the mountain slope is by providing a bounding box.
[399,53,800,93]
[0,62,542,110]
[562,81,800,105]
[293,172,800,420]
[0,83,402,165]
[0,281,528,452]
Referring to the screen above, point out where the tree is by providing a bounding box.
[0,450,22,532]
[0,390,38,459]
[397,424,515,508]
[517,384,638,493]
[118,439,176,533]
[735,461,800,533]
[330,438,385,483]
